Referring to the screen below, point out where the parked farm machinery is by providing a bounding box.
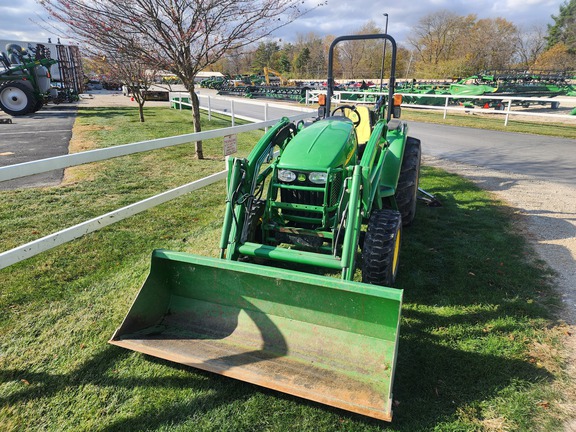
[218,84,309,102]
[392,69,576,109]
[450,70,575,108]
[216,68,309,102]
[111,34,422,422]
[0,43,58,116]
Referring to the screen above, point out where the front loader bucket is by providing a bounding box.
[110,250,403,421]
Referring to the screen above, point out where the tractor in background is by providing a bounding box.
[0,43,58,116]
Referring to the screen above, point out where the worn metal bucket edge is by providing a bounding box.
[110,249,403,421]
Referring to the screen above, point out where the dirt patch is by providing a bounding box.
[62,120,108,184]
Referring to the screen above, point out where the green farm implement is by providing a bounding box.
[111,34,421,422]
[451,70,574,108]
[0,43,58,116]
[395,69,576,108]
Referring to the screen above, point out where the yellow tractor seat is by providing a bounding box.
[344,105,373,144]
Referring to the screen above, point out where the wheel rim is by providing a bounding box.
[0,86,29,111]
[392,229,401,276]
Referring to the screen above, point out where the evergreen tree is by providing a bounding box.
[251,42,280,73]
[546,0,576,51]
[294,47,311,75]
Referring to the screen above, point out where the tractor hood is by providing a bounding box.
[278,119,356,171]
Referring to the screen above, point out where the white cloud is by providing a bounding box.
[277,0,563,43]
[0,0,564,48]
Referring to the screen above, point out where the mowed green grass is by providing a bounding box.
[0,106,571,431]
[402,108,576,139]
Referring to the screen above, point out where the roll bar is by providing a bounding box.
[325,34,398,122]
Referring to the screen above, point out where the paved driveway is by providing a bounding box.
[409,122,576,186]
[0,103,76,190]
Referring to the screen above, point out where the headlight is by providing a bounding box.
[308,172,328,184]
[278,169,296,182]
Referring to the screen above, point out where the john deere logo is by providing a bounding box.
[297,173,306,182]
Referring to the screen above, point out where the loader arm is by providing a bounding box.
[220,118,294,259]
[359,119,389,215]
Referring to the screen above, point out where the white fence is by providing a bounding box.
[306,89,576,126]
[0,108,316,270]
[170,91,314,126]
[2,89,573,269]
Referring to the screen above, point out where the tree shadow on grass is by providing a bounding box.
[0,168,564,430]
[391,309,552,429]
[372,169,563,428]
[0,345,258,431]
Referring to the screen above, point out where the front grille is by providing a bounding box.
[280,188,322,228]
[280,188,323,207]
[329,174,342,207]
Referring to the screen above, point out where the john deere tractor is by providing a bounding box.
[111,34,421,422]
[0,43,57,116]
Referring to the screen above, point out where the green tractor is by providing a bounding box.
[111,34,421,422]
[0,43,58,116]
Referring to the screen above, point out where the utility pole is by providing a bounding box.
[379,13,389,91]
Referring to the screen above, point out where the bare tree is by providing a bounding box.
[338,23,383,79]
[516,25,548,69]
[408,11,475,64]
[107,51,159,123]
[465,18,519,73]
[78,43,159,122]
[408,11,526,77]
[39,0,322,159]
[291,33,328,79]
[221,47,253,76]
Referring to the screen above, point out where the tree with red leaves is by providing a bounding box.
[40,0,322,158]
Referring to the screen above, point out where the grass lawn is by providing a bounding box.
[0,106,572,431]
[402,108,576,139]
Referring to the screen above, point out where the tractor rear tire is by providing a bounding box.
[361,209,402,287]
[395,136,421,226]
[32,98,44,113]
[0,81,36,116]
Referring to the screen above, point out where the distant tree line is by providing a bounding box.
[46,0,573,158]
[210,2,576,80]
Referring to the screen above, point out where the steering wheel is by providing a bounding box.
[330,105,361,127]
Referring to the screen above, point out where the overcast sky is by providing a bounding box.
[0,0,565,46]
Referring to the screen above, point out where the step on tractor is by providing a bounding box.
[111,34,422,422]
[0,43,57,116]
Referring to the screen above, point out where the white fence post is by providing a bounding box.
[265,103,269,133]
[443,96,450,119]
[231,100,235,126]
[208,96,212,121]
[505,99,512,126]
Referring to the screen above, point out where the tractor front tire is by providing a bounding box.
[245,199,266,243]
[361,209,402,287]
[395,136,421,226]
[0,81,36,116]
